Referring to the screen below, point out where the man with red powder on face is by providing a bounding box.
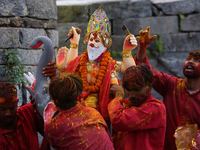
[0,82,44,150]
[108,63,166,150]
[0,63,56,149]
[134,26,200,150]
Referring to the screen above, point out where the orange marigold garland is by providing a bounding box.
[79,50,110,93]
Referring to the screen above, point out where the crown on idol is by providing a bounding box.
[84,7,112,48]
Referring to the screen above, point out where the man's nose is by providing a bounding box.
[5,109,12,116]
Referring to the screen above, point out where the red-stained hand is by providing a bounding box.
[42,61,56,79]
[109,84,125,99]
[136,26,157,50]
[123,34,137,52]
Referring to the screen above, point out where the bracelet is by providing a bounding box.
[122,52,132,58]
[70,43,78,49]
[58,67,66,72]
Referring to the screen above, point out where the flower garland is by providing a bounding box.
[79,50,110,93]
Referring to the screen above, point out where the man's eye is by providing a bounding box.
[95,40,100,43]
[187,57,191,60]
[0,108,6,112]
[90,38,93,41]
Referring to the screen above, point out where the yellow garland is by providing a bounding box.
[79,50,110,93]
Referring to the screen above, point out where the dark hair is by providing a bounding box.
[122,63,154,91]
[0,82,17,99]
[49,73,83,109]
[189,50,200,57]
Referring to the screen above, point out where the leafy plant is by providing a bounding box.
[155,35,164,54]
[179,14,185,19]
[4,49,27,89]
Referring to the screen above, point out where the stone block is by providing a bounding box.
[153,0,196,15]
[17,49,42,65]
[26,0,57,20]
[0,49,7,65]
[58,22,88,53]
[197,0,200,12]
[44,20,57,29]
[0,28,20,48]
[181,14,200,31]
[110,35,127,52]
[46,30,59,48]
[23,18,45,28]
[0,66,8,81]
[113,16,178,35]
[158,52,190,78]
[0,18,10,26]
[149,33,200,52]
[57,6,89,23]
[0,0,28,17]
[10,18,24,27]
[19,28,46,49]
[89,0,152,20]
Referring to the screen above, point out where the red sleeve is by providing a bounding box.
[108,97,165,132]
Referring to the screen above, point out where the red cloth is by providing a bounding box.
[65,53,116,119]
[135,55,200,150]
[0,103,40,150]
[108,95,166,150]
[44,102,114,150]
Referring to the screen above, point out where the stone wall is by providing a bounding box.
[0,0,58,106]
[57,0,200,100]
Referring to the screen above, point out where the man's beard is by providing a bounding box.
[87,43,106,61]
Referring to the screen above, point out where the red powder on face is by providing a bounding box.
[92,32,98,39]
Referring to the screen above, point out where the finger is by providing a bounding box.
[143,31,149,37]
[48,61,56,66]
[68,29,73,37]
[136,36,140,40]
[139,30,143,36]
[146,26,150,33]
[150,35,157,42]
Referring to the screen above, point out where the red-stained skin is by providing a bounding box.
[125,86,150,107]
[88,33,101,48]
[0,101,18,129]
[183,54,200,78]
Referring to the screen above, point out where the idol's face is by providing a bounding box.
[0,101,18,129]
[87,32,106,61]
[88,32,102,48]
[183,54,200,78]
[125,86,149,107]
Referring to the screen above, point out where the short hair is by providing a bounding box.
[0,82,17,102]
[189,50,200,58]
[122,63,154,92]
[49,73,83,110]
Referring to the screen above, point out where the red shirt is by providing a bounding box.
[135,55,200,150]
[44,102,114,150]
[108,95,166,150]
[0,103,40,150]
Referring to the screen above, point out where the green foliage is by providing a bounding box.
[179,14,185,30]
[179,14,185,19]
[4,49,27,89]
[155,35,164,54]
